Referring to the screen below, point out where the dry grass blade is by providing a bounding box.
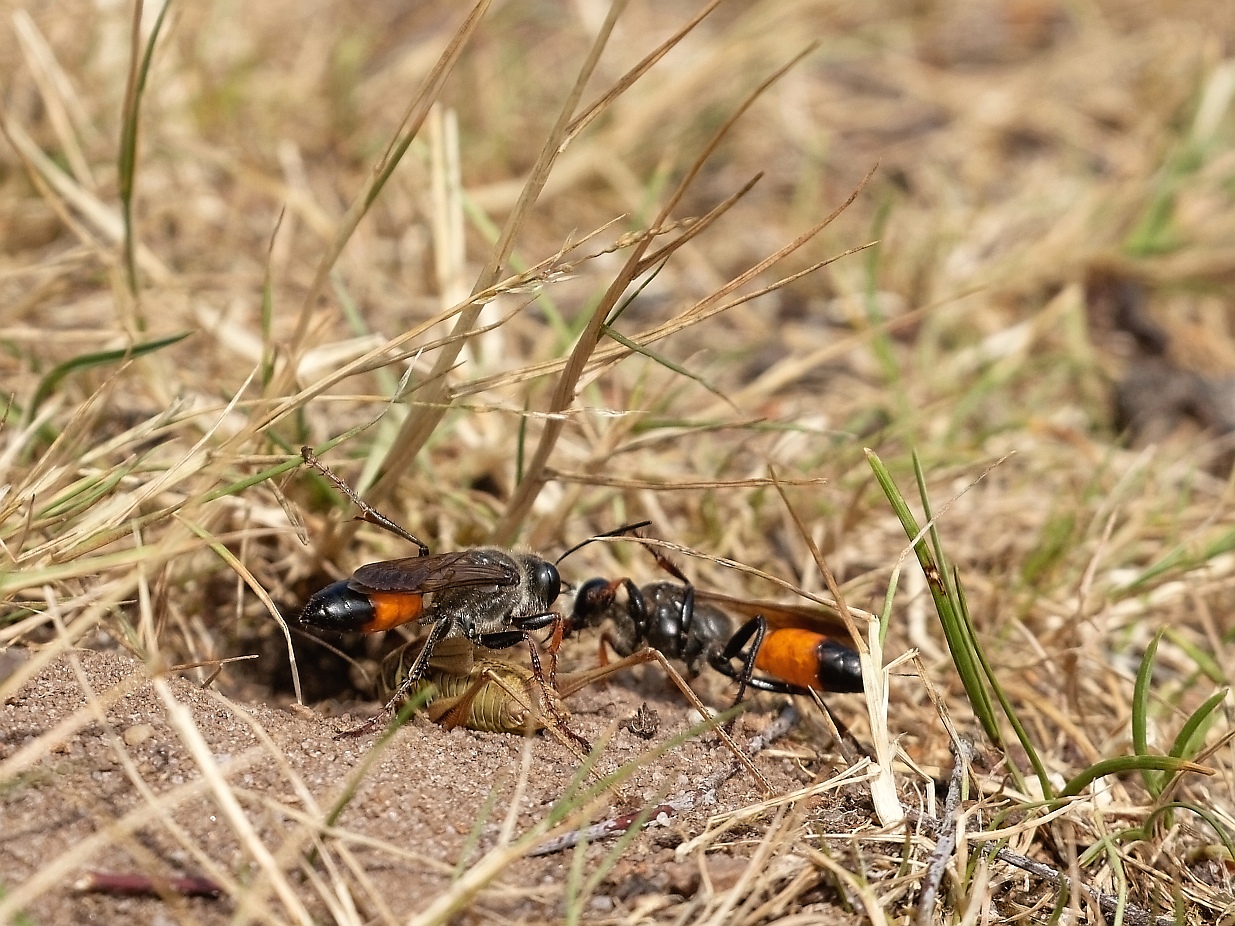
[178,516,301,704]
[0,734,262,921]
[279,0,495,377]
[771,470,903,827]
[453,234,874,400]
[0,114,170,281]
[493,44,842,544]
[11,11,94,188]
[5,2,1235,923]
[562,0,725,149]
[362,0,631,515]
[154,679,314,923]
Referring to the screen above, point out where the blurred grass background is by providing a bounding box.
[2,0,1235,920]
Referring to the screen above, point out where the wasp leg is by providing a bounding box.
[511,608,565,690]
[710,616,811,698]
[300,446,430,555]
[621,578,649,643]
[338,618,454,738]
[556,648,773,796]
[716,615,765,707]
[476,624,590,754]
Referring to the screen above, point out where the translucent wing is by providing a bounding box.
[350,550,518,594]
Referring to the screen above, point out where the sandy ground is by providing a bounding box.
[0,646,866,924]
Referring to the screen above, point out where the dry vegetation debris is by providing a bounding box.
[2,0,1235,923]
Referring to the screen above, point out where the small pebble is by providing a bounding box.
[123,724,155,746]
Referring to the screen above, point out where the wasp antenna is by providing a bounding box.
[555,520,653,565]
[299,446,430,555]
[635,536,690,585]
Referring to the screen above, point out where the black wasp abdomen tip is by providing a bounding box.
[299,580,375,632]
[818,640,865,693]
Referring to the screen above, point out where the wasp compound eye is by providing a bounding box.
[530,560,561,603]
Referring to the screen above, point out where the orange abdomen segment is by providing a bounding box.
[363,592,426,632]
[754,627,827,690]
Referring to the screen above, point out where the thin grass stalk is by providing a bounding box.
[406,714,716,926]
[453,236,874,401]
[491,43,821,544]
[362,0,630,518]
[562,0,724,149]
[0,749,260,922]
[117,0,171,304]
[260,211,284,387]
[769,472,906,825]
[154,680,314,923]
[179,517,300,704]
[277,0,493,392]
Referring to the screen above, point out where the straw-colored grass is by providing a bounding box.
[2,0,1234,923]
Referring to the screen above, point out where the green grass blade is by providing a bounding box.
[1167,688,1227,764]
[1133,628,1165,796]
[1057,755,1206,800]
[118,0,173,296]
[953,568,1053,798]
[28,331,192,420]
[866,449,999,743]
[869,449,1056,796]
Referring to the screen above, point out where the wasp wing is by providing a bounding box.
[349,550,519,594]
[693,588,854,637]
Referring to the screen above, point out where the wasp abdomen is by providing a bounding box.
[299,580,374,632]
[363,591,426,632]
[816,639,864,693]
[755,628,863,693]
[298,580,427,634]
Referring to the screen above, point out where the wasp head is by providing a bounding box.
[565,577,622,635]
[525,557,562,606]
